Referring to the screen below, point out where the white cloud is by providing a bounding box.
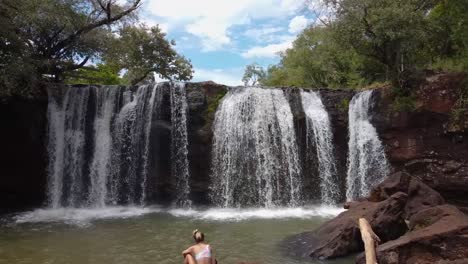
[244,26,285,43]
[288,15,309,33]
[306,0,335,25]
[241,38,294,58]
[192,68,244,86]
[145,0,305,51]
[185,19,232,51]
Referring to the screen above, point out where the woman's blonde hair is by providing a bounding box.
[192,229,204,243]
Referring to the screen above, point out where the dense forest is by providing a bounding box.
[248,0,467,91]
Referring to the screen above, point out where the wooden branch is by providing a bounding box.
[51,0,141,54]
[359,218,381,264]
[65,56,90,71]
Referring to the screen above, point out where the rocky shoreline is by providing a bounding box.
[283,171,468,263]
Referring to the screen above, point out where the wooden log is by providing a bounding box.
[358,218,381,264]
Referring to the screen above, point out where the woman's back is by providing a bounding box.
[192,243,213,264]
[182,230,216,264]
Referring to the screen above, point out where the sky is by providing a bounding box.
[137,0,322,86]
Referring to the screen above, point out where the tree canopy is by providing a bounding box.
[242,63,266,86]
[0,0,193,97]
[261,0,467,89]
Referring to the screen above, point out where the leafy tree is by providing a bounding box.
[105,25,193,85]
[242,63,266,86]
[428,0,468,71]
[65,63,123,85]
[0,0,193,97]
[0,0,140,96]
[263,0,466,90]
[328,0,437,87]
[263,26,366,88]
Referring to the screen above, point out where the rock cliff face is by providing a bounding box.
[0,73,467,212]
[185,82,228,204]
[0,97,48,213]
[372,72,468,207]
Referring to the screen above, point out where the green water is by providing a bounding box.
[0,207,353,264]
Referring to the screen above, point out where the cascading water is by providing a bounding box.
[300,90,340,204]
[109,85,159,205]
[46,83,192,208]
[170,83,191,207]
[346,90,389,201]
[88,87,120,207]
[47,87,91,208]
[210,88,302,208]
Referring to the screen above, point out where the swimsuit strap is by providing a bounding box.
[195,245,212,260]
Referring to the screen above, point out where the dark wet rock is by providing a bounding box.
[372,72,468,207]
[369,171,445,218]
[319,88,355,200]
[282,192,407,260]
[0,97,48,214]
[356,204,468,264]
[404,175,445,219]
[185,82,228,204]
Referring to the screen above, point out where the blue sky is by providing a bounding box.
[138,0,322,85]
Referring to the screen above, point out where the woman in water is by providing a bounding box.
[182,229,216,264]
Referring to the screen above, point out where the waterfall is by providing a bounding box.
[110,85,158,205]
[210,88,302,208]
[346,90,389,201]
[45,83,192,208]
[170,83,192,207]
[88,87,120,207]
[47,87,91,208]
[300,90,340,204]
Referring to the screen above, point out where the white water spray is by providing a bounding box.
[346,90,389,200]
[301,90,340,204]
[210,88,302,207]
[170,83,192,207]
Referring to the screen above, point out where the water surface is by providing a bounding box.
[0,206,353,264]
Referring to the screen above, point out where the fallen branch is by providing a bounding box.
[359,218,381,264]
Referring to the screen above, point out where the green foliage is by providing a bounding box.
[263,0,467,92]
[203,88,228,131]
[0,0,193,98]
[206,91,227,117]
[65,63,123,85]
[337,98,350,113]
[263,27,368,89]
[105,25,193,85]
[331,0,437,87]
[242,63,266,86]
[392,95,417,112]
[428,0,468,71]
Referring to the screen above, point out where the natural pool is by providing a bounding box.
[0,206,353,264]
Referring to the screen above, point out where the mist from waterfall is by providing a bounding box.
[210,88,302,208]
[346,90,389,201]
[46,83,192,208]
[300,90,340,204]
